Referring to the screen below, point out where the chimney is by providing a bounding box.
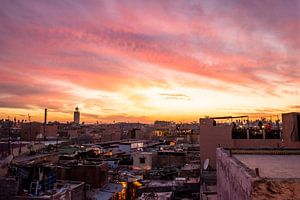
[44,108,47,141]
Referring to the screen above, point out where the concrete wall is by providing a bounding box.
[100,131,121,142]
[56,162,108,188]
[199,124,233,169]
[233,139,281,148]
[199,113,300,170]
[216,148,300,200]
[282,112,300,148]
[43,125,58,138]
[1,142,45,158]
[216,148,253,200]
[59,181,85,200]
[156,152,186,168]
[119,142,143,153]
[132,152,155,171]
[16,142,45,156]
[20,122,42,140]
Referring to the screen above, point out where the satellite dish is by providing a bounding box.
[203,158,209,170]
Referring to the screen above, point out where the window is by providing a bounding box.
[139,157,146,164]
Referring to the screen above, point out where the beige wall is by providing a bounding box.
[132,152,155,171]
[199,124,233,169]
[232,139,281,148]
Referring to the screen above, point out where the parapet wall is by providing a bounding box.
[216,148,254,200]
[217,148,300,200]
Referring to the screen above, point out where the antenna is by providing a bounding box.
[203,158,210,170]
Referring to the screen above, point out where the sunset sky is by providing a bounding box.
[0,0,299,123]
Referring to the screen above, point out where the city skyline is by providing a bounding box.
[0,0,299,123]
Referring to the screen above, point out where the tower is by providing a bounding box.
[74,107,80,124]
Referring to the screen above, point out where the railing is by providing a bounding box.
[232,127,281,140]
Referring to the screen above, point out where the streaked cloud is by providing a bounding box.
[160,93,191,100]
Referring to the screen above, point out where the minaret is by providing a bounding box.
[74,107,80,124]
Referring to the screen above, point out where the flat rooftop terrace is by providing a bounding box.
[233,150,300,179]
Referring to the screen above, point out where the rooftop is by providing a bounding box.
[12,152,59,165]
[139,192,172,200]
[234,154,300,178]
[120,140,145,144]
[181,163,200,171]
